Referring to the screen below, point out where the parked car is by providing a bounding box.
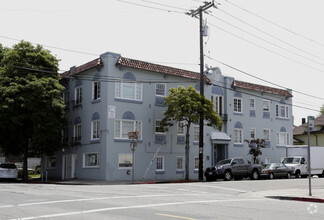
[260,163,293,179]
[204,157,262,181]
[0,163,18,180]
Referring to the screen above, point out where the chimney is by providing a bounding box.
[302,118,306,124]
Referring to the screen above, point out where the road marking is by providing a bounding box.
[156,213,197,220]
[9,198,266,220]
[176,188,208,194]
[193,184,248,193]
[1,193,203,208]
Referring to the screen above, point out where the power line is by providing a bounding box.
[206,22,324,73]
[205,55,324,101]
[224,0,324,48]
[116,0,185,14]
[138,0,188,11]
[213,9,324,64]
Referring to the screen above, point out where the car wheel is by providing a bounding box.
[269,173,274,180]
[250,169,259,180]
[224,170,232,181]
[287,172,291,179]
[295,170,301,178]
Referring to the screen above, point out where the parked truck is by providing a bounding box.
[282,146,324,178]
[204,157,262,181]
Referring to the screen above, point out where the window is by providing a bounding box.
[276,104,289,119]
[211,95,223,115]
[176,156,184,171]
[156,156,164,171]
[194,125,199,142]
[75,86,82,105]
[263,129,270,141]
[73,123,82,142]
[277,132,289,145]
[46,156,56,169]
[114,120,142,139]
[234,98,242,113]
[62,127,68,144]
[118,154,132,168]
[83,153,99,167]
[177,122,185,135]
[250,128,256,140]
[250,98,255,110]
[194,157,199,170]
[234,129,243,144]
[92,81,101,100]
[155,120,165,134]
[155,83,166,96]
[91,120,100,140]
[63,91,69,105]
[263,100,270,112]
[115,81,143,101]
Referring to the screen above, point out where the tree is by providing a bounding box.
[245,139,265,164]
[0,41,65,181]
[160,86,223,180]
[320,104,324,116]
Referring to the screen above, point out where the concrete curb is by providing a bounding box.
[267,196,324,203]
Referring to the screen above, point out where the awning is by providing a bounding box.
[210,132,231,144]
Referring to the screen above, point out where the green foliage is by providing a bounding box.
[0,41,65,176]
[160,86,223,180]
[245,139,265,164]
[320,104,324,116]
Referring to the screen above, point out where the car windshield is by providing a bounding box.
[264,163,276,169]
[282,157,300,164]
[217,159,232,165]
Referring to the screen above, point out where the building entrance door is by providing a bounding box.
[62,154,76,180]
[214,144,226,165]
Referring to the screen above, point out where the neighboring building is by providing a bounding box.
[43,51,293,181]
[293,115,324,146]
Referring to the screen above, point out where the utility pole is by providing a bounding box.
[188,1,215,181]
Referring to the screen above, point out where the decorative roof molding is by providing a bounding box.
[116,56,210,82]
[233,80,293,97]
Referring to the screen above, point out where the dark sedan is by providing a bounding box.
[260,163,293,179]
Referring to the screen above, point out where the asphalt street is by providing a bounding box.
[1,178,324,219]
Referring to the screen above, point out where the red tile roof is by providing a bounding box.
[233,80,293,97]
[61,58,103,78]
[116,56,209,82]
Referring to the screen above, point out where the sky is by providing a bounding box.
[1,0,324,125]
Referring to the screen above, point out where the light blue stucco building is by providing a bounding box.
[43,51,293,181]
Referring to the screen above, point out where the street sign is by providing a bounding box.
[128,132,138,140]
[308,116,315,129]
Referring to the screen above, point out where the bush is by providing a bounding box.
[35,165,41,174]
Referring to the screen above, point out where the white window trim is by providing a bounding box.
[193,125,200,142]
[75,86,82,105]
[234,98,242,113]
[194,157,199,171]
[155,120,166,135]
[250,98,255,110]
[276,104,289,119]
[91,120,100,140]
[118,153,133,169]
[250,128,256,140]
[211,95,223,115]
[263,128,270,141]
[115,81,143,101]
[114,119,142,140]
[45,156,57,169]
[234,129,243,144]
[277,132,290,146]
[177,121,185,136]
[176,156,184,171]
[155,83,166,97]
[92,81,101,101]
[83,152,100,168]
[156,156,164,171]
[262,100,270,112]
